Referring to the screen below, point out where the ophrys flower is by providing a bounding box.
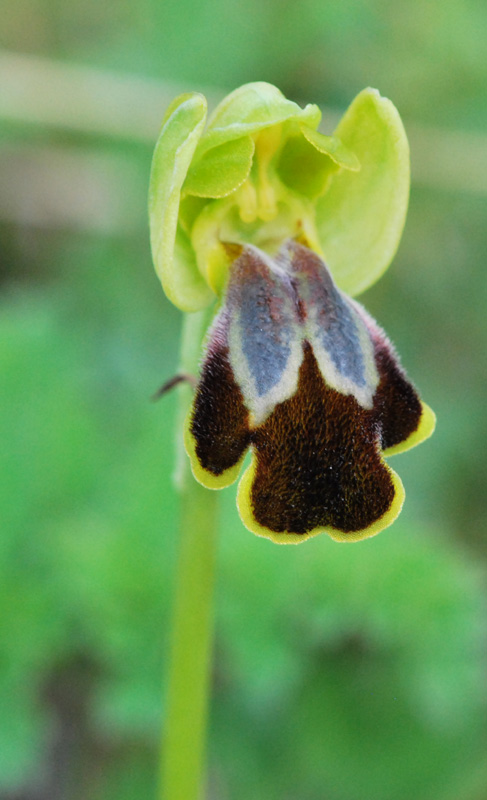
[149,82,435,544]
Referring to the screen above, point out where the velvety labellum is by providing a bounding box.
[185,241,435,543]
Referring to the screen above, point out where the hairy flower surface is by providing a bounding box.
[149,82,435,544]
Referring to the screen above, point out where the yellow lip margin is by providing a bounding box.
[236,455,406,545]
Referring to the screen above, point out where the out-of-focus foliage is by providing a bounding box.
[3,0,487,130]
[0,236,180,794]
[1,0,487,798]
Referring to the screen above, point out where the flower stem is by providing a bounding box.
[161,309,218,800]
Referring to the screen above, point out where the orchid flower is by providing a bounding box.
[149,82,435,544]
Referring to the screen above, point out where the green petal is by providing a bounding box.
[173,226,215,312]
[149,92,214,311]
[196,82,321,156]
[184,136,255,198]
[277,133,341,199]
[178,194,208,236]
[316,88,410,297]
[300,125,360,171]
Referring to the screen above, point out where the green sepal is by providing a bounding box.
[149,92,214,311]
[316,88,410,297]
[184,136,255,198]
[195,82,322,157]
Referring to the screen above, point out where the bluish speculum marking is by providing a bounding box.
[288,244,367,387]
[316,278,366,386]
[226,248,299,399]
[237,268,294,397]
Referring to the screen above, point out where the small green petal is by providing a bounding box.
[191,197,235,295]
[173,226,215,312]
[184,136,255,198]
[196,82,321,156]
[277,133,340,199]
[178,194,208,236]
[149,92,214,311]
[316,88,410,297]
[300,125,360,171]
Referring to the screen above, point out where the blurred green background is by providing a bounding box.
[1,1,487,799]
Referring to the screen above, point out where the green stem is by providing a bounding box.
[161,309,218,800]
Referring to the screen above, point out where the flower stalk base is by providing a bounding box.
[161,311,219,800]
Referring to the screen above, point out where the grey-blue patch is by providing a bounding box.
[307,268,367,387]
[234,269,293,397]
